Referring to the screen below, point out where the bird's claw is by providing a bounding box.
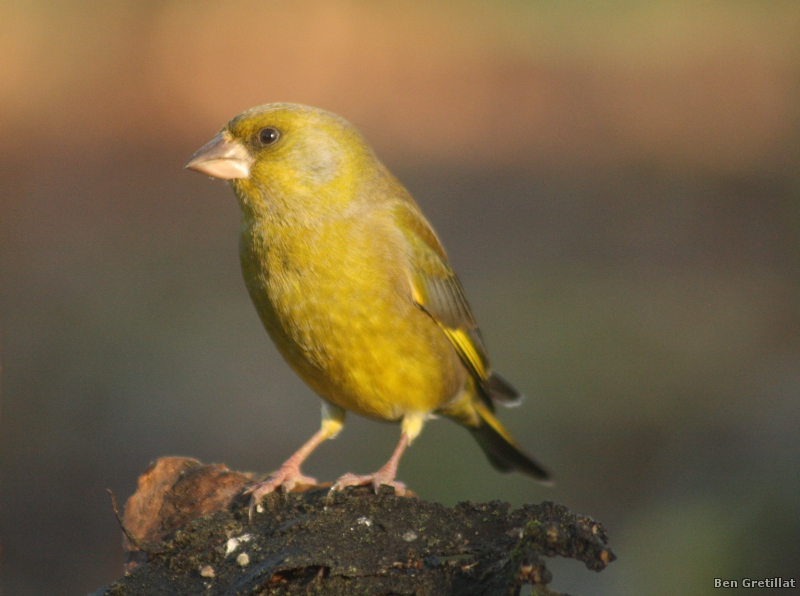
[246,467,317,520]
[329,472,407,498]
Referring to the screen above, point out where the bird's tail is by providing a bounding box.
[485,372,525,407]
[468,400,552,483]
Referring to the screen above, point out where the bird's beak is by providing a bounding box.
[184,132,253,180]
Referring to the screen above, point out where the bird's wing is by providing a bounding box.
[392,202,494,400]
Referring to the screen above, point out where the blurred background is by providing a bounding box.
[1,1,799,594]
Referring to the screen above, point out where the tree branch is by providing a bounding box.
[91,457,615,596]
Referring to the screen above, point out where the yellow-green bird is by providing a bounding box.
[185,103,551,508]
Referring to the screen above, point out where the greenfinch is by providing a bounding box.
[185,103,551,509]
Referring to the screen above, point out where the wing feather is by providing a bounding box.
[393,202,493,397]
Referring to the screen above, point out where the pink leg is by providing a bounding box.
[247,403,345,517]
[331,432,410,496]
[246,427,329,516]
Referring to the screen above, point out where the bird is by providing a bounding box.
[185,103,551,510]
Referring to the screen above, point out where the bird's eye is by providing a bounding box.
[258,127,281,145]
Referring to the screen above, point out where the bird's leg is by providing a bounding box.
[247,403,345,516]
[331,412,429,496]
[331,431,412,496]
[331,413,425,496]
[248,428,327,495]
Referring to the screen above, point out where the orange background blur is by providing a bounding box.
[1,1,799,594]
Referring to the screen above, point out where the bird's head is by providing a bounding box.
[185,103,380,219]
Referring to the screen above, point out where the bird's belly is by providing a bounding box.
[246,248,464,421]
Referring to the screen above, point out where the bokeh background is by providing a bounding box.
[2,1,799,594]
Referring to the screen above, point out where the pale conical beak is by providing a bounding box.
[184,132,253,180]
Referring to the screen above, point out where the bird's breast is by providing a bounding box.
[239,216,465,421]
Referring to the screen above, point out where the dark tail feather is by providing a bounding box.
[469,401,552,483]
[486,373,525,407]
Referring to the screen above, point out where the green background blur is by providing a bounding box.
[1,1,799,594]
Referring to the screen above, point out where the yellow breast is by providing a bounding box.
[239,211,465,422]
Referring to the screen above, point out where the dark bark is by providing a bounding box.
[91,457,615,596]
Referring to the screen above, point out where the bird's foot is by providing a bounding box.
[330,471,407,496]
[245,464,317,519]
